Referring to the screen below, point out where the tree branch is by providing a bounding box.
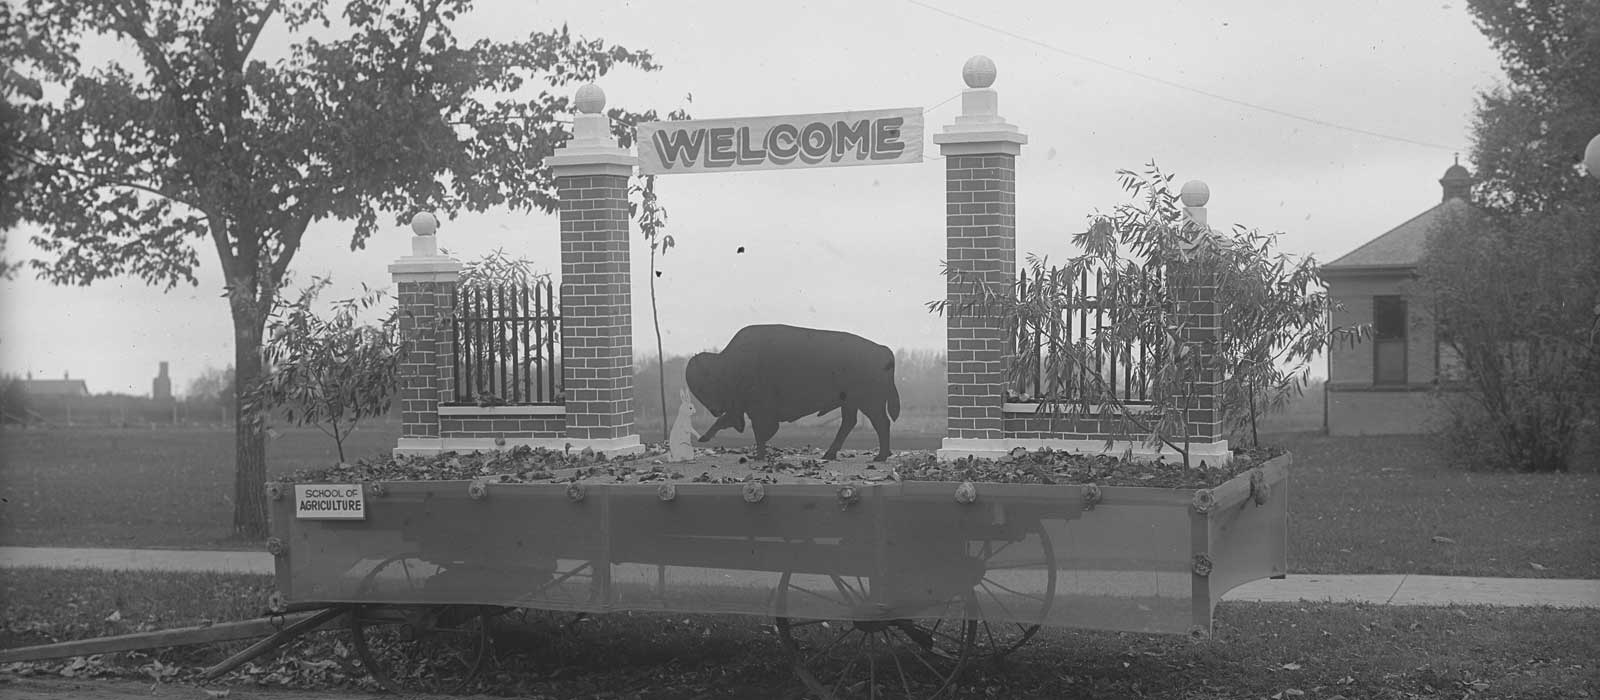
[107,2,182,90]
[240,0,282,59]
[260,209,314,315]
[23,152,207,213]
[402,0,449,77]
[200,212,239,296]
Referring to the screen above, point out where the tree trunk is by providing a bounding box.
[650,243,668,443]
[231,309,269,540]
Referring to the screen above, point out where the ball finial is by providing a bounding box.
[410,212,439,236]
[962,55,997,89]
[574,84,606,115]
[1180,180,1210,207]
[1585,133,1600,181]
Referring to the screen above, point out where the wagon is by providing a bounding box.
[261,450,1290,698]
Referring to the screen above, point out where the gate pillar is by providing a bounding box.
[933,57,1027,457]
[546,84,645,456]
[390,213,463,456]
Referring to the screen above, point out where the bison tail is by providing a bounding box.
[888,383,900,421]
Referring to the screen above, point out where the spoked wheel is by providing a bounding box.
[350,604,494,694]
[966,523,1057,663]
[774,571,977,700]
[348,554,498,694]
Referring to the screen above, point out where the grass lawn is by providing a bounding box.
[0,425,400,549]
[3,424,1597,580]
[1277,431,1600,579]
[1,568,1595,699]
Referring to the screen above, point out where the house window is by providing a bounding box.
[1435,319,1467,383]
[1373,296,1406,385]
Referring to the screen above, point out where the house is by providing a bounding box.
[1319,163,1472,435]
[20,372,90,398]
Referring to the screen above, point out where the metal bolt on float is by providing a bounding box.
[837,485,860,509]
[1082,483,1103,509]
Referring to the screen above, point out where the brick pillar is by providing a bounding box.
[934,56,1027,457]
[1175,181,1228,462]
[390,212,463,457]
[545,83,644,456]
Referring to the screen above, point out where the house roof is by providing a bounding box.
[22,379,90,396]
[1322,160,1477,275]
[1323,199,1474,271]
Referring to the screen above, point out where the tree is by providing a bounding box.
[632,174,675,443]
[0,374,31,425]
[1463,0,1600,215]
[244,277,399,463]
[185,364,236,424]
[447,247,557,405]
[7,1,671,537]
[185,365,235,404]
[1416,0,1600,471]
[934,165,1352,465]
[1422,206,1599,471]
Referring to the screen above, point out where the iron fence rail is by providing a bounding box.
[452,280,561,405]
[1013,267,1159,404]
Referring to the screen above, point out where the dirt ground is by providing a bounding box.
[0,677,430,700]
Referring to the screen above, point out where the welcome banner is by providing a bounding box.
[636,108,924,175]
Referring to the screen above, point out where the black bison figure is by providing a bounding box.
[686,324,901,461]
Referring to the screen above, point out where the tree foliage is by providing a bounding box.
[5,0,670,537]
[1464,0,1600,214]
[1422,206,1599,471]
[185,365,236,405]
[934,165,1353,464]
[244,278,399,463]
[1418,0,1600,471]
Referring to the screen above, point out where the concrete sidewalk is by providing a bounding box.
[2,546,1597,609]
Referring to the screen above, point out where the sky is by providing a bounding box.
[0,0,1508,396]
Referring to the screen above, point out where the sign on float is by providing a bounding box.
[294,484,366,520]
[636,108,923,175]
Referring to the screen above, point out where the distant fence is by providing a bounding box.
[1012,267,1160,404]
[451,280,562,405]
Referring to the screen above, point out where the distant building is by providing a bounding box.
[153,362,173,401]
[1319,163,1472,435]
[21,371,90,398]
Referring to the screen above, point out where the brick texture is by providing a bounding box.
[557,173,635,440]
[395,279,458,440]
[944,155,1017,440]
[1168,262,1222,443]
[440,414,566,439]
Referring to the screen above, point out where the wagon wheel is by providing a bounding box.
[774,570,977,700]
[966,522,1057,663]
[348,554,496,694]
[350,604,493,695]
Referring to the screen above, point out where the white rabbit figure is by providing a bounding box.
[668,387,700,462]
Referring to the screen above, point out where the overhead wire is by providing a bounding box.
[904,0,1467,153]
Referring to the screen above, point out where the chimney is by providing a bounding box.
[1439,158,1473,203]
[153,361,173,401]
